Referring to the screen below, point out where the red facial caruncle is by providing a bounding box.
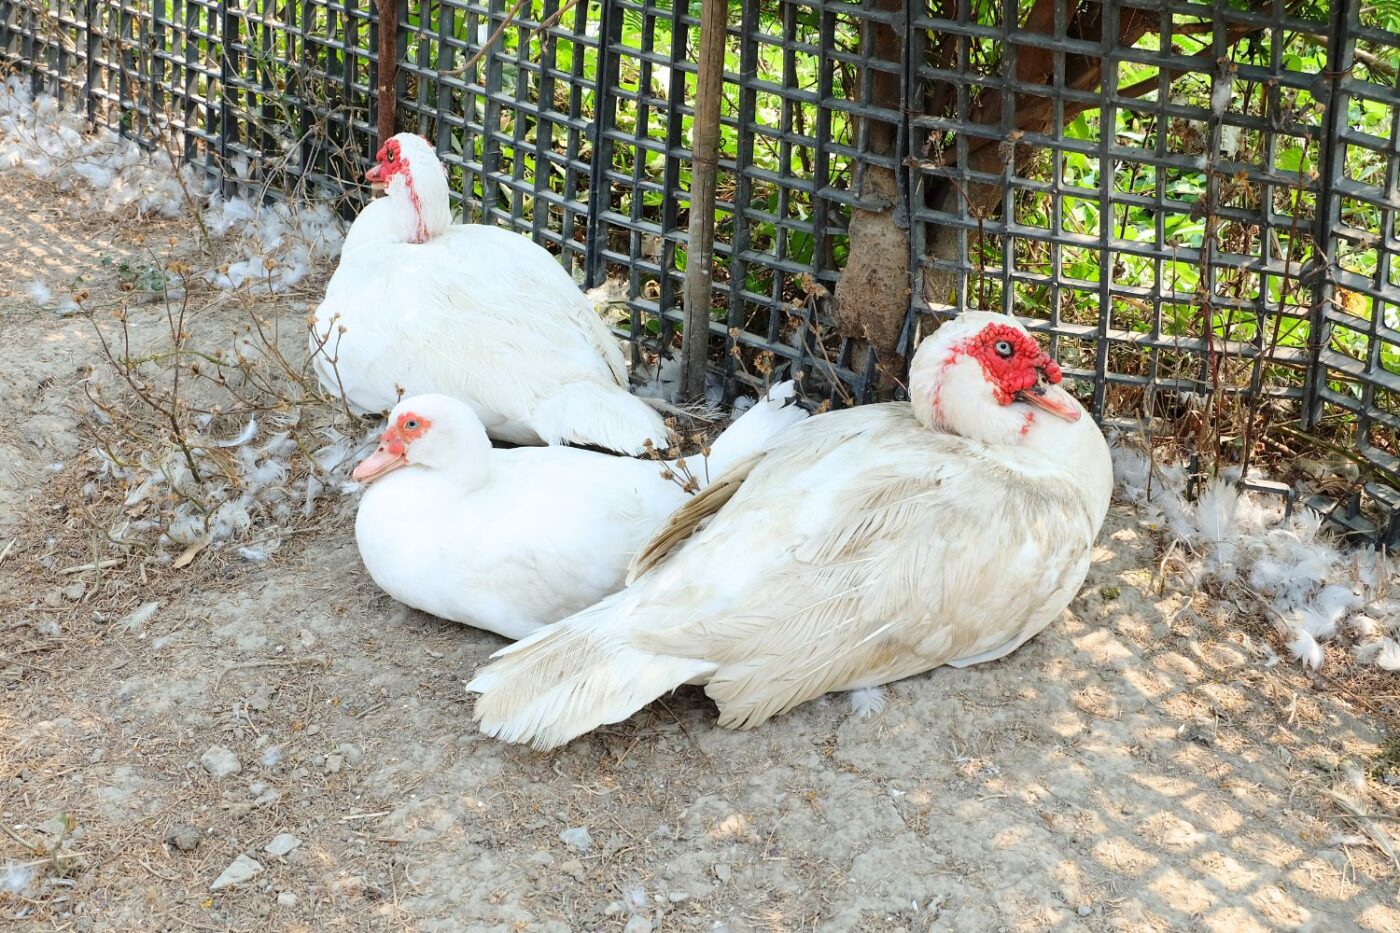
[365,138,409,187]
[351,410,433,483]
[958,323,1062,405]
[934,322,1080,426]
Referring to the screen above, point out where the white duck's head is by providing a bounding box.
[352,394,491,485]
[910,311,1085,447]
[362,133,453,245]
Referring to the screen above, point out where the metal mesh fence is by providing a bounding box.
[4,0,1400,539]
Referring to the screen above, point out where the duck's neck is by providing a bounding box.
[1002,415,1113,525]
[430,428,494,492]
[376,170,453,246]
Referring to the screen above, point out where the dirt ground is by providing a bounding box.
[2,183,1399,933]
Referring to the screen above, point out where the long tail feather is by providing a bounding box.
[526,381,671,455]
[693,380,805,482]
[466,593,715,750]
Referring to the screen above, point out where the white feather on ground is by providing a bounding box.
[0,80,345,296]
[26,280,52,306]
[1109,433,1400,673]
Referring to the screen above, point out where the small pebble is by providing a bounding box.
[210,854,263,891]
[336,742,363,765]
[165,823,201,852]
[1077,905,1092,917]
[714,863,732,883]
[201,746,242,779]
[36,816,70,838]
[623,917,652,933]
[559,826,592,852]
[324,754,343,775]
[61,582,86,601]
[560,858,585,881]
[264,833,301,857]
[277,891,298,908]
[247,686,274,712]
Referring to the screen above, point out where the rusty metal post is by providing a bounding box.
[680,0,727,400]
[376,0,399,145]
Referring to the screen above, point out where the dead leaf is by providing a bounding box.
[172,536,209,569]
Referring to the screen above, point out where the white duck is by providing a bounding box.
[311,133,669,455]
[466,311,1114,749]
[351,382,807,640]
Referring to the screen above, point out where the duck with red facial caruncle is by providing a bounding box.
[309,133,671,456]
[466,310,1114,751]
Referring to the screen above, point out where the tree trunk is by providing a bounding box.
[831,0,908,391]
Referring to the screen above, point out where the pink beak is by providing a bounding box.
[352,444,407,483]
[1016,378,1081,423]
[365,163,386,189]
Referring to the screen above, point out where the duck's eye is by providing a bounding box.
[404,419,419,430]
[386,150,396,162]
[994,339,1014,358]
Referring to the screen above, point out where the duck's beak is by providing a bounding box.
[1015,376,1081,423]
[352,444,407,483]
[365,162,386,191]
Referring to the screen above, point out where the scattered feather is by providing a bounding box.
[118,600,161,633]
[848,686,887,719]
[1373,638,1400,671]
[1287,628,1325,670]
[26,279,52,305]
[208,417,258,448]
[0,862,34,895]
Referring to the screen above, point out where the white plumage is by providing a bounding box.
[311,133,669,454]
[351,383,806,640]
[466,311,1114,749]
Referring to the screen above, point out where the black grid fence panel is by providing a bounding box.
[5,0,1400,533]
[908,0,1331,419]
[7,0,88,106]
[215,0,378,198]
[716,0,891,404]
[398,0,598,278]
[588,0,694,374]
[1312,2,1400,503]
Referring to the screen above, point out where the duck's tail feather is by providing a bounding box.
[526,381,671,455]
[466,593,715,751]
[693,380,805,484]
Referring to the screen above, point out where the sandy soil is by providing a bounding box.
[1,184,1398,933]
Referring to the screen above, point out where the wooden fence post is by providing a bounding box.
[681,0,727,401]
[376,0,399,145]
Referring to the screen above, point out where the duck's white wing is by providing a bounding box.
[625,404,1100,729]
[437,225,629,385]
[315,234,666,449]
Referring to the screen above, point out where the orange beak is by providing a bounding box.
[352,433,408,483]
[1015,377,1081,423]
